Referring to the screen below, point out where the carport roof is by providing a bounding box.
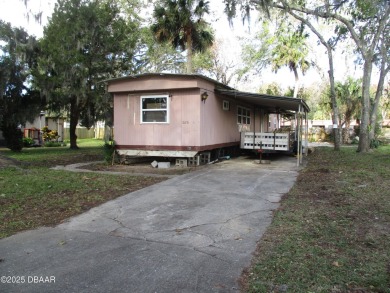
[215,88,310,113]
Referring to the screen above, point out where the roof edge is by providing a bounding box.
[103,73,234,90]
[215,89,310,112]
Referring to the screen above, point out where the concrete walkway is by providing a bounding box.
[51,161,174,178]
[0,156,300,293]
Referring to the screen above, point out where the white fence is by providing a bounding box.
[240,132,291,151]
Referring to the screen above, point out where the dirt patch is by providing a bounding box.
[0,155,25,168]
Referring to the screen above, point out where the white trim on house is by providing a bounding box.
[117,149,198,158]
[140,95,170,124]
[237,106,251,125]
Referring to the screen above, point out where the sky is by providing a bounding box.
[0,0,55,38]
[0,0,369,93]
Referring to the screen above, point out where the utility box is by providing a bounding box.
[158,162,170,169]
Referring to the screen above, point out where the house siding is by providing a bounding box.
[108,75,201,93]
[113,89,201,149]
[200,92,241,149]
[109,74,269,154]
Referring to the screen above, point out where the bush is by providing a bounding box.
[103,141,115,163]
[23,137,35,147]
[351,136,359,144]
[370,139,382,149]
[41,126,60,142]
[3,127,23,151]
[44,141,62,147]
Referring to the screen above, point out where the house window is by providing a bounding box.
[140,95,169,123]
[222,100,230,111]
[237,106,251,125]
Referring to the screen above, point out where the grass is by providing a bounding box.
[0,139,167,238]
[1,138,104,167]
[242,145,390,292]
[1,139,389,291]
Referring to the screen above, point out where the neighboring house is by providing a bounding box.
[105,73,310,162]
[24,114,65,145]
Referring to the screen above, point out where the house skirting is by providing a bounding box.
[116,142,240,158]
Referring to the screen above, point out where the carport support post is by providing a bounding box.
[300,111,303,164]
[305,111,309,157]
[297,105,301,167]
[253,106,256,149]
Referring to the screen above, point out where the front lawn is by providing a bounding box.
[1,138,104,167]
[0,139,167,238]
[243,146,390,292]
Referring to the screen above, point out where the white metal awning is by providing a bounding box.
[215,89,310,113]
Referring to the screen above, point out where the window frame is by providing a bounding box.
[237,106,251,125]
[140,95,170,124]
[222,100,230,111]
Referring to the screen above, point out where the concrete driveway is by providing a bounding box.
[0,155,300,293]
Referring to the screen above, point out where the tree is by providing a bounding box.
[270,23,311,98]
[35,0,140,149]
[0,20,43,151]
[224,0,389,152]
[258,82,283,96]
[333,0,390,151]
[369,24,390,142]
[230,3,342,149]
[334,77,362,143]
[192,39,241,85]
[380,81,390,122]
[242,19,311,98]
[240,21,273,79]
[19,0,43,22]
[151,0,214,74]
[134,27,186,73]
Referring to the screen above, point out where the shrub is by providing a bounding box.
[41,126,60,142]
[103,141,115,163]
[23,137,35,147]
[370,139,381,149]
[351,136,359,144]
[3,127,23,151]
[43,141,62,147]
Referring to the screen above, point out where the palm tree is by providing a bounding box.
[151,0,214,74]
[271,24,311,98]
[334,77,362,143]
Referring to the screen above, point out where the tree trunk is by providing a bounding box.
[293,66,299,98]
[104,124,111,142]
[186,30,193,74]
[327,48,341,151]
[369,53,389,141]
[357,60,373,152]
[69,97,80,150]
[344,118,351,143]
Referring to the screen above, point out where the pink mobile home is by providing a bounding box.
[106,73,309,161]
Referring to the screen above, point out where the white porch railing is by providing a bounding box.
[240,132,291,151]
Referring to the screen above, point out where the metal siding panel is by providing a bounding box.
[114,89,202,148]
[108,76,198,93]
[180,90,200,147]
[200,93,241,147]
